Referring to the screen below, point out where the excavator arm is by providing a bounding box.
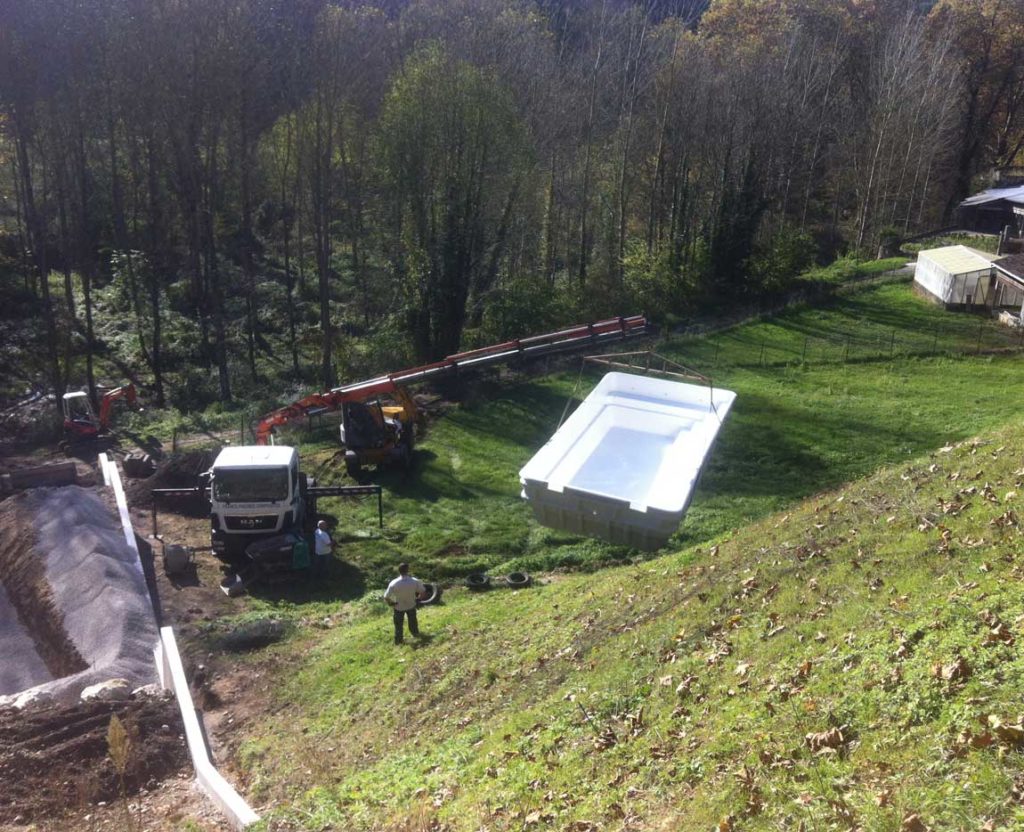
[97,384,138,429]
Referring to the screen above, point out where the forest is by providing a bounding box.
[0,0,1022,417]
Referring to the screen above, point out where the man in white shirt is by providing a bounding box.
[383,562,426,644]
[314,520,332,575]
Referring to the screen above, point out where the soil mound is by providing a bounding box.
[0,485,159,704]
[127,448,217,510]
[0,696,188,824]
[0,493,87,692]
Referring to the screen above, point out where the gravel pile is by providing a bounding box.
[0,485,159,705]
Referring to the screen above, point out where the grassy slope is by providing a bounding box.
[261,281,1024,596]
[245,419,1024,832]
[229,283,1024,831]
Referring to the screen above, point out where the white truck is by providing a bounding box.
[208,445,307,561]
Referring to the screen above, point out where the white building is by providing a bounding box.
[913,245,1001,309]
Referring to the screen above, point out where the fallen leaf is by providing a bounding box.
[805,726,846,753]
[934,656,970,683]
[988,715,1024,745]
[901,812,931,832]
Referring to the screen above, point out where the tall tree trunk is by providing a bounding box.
[15,128,63,413]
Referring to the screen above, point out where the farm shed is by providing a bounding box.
[993,254,1024,324]
[958,185,1024,235]
[913,246,997,309]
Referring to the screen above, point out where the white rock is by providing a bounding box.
[13,688,55,710]
[81,678,132,702]
[131,683,165,698]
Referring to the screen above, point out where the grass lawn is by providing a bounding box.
[252,281,1024,601]
[240,416,1024,832]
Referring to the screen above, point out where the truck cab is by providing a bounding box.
[209,445,304,561]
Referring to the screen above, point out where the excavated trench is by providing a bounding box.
[0,483,189,824]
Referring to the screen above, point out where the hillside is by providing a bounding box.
[230,426,1024,830]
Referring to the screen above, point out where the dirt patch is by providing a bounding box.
[127,449,217,512]
[0,696,189,825]
[0,492,87,682]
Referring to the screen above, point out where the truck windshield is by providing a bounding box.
[213,468,290,503]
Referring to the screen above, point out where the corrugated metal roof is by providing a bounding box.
[960,185,1024,207]
[995,253,1024,280]
[916,245,995,274]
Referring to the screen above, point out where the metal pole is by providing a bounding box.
[890,330,895,358]
[802,337,808,362]
[844,337,850,362]
[759,339,765,366]
[976,320,984,354]
[378,490,383,529]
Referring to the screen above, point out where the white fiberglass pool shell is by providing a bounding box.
[519,372,736,550]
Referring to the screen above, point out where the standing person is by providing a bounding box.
[384,562,426,645]
[313,520,333,575]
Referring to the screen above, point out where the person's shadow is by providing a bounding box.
[410,633,435,649]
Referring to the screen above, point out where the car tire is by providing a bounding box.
[505,571,532,588]
[417,583,442,606]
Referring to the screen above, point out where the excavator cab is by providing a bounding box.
[61,384,138,445]
[340,390,417,477]
[62,392,101,440]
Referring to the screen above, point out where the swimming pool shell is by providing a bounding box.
[519,372,736,550]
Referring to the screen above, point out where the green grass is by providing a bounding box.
[216,280,1024,830]
[799,256,908,285]
[902,233,1000,255]
[241,417,1024,831]
[251,281,1024,597]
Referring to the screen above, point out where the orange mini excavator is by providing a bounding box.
[61,384,138,446]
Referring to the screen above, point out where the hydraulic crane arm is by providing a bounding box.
[254,315,647,445]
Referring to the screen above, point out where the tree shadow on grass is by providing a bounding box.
[696,390,951,505]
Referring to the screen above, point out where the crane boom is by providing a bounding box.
[254,315,647,445]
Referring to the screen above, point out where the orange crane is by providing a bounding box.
[254,316,647,475]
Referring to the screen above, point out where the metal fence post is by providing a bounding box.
[759,339,765,366]
[976,320,984,354]
[890,330,895,358]
[844,337,850,362]
[802,337,808,363]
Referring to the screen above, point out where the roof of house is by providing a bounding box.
[960,185,1024,208]
[995,253,1024,281]
[916,245,995,275]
